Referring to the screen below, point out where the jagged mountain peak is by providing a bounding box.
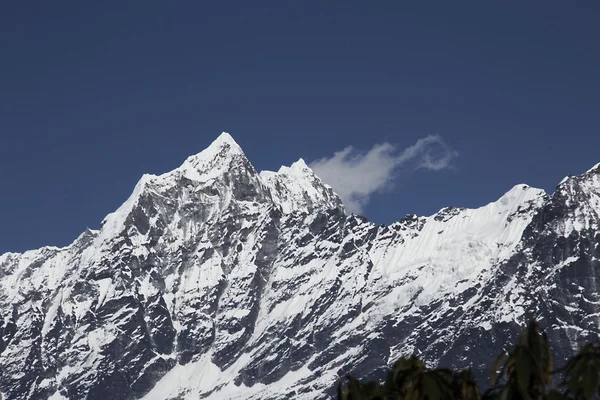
[97,133,266,243]
[260,158,344,214]
[495,183,546,206]
[557,161,600,188]
[182,131,244,160]
[170,132,250,183]
[281,157,310,173]
[541,162,600,237]
[183,131,244,164]
[586,162,600,174]
[554,162,600,198]
[260,157,318,182]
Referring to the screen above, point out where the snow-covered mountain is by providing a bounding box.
[1,133,600,400]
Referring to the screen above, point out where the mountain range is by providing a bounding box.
[1,133,599,400]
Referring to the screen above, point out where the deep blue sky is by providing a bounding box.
[1,2,599,253]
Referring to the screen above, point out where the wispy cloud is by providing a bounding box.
[309,135,458,214]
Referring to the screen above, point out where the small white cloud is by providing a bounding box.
[309,135,458,214]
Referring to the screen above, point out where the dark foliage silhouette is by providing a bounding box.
[338,321,600,400]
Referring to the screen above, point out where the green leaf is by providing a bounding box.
[545,389,565,400]
[566,358,586,396]
[422,374,442,399]
[516,354,533,396]
[582,364,598,400]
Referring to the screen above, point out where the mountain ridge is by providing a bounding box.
[1,133,600,400]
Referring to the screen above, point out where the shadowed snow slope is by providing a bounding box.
[2,133,600,400]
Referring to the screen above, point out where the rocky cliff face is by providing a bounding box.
[1,133,599,400]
